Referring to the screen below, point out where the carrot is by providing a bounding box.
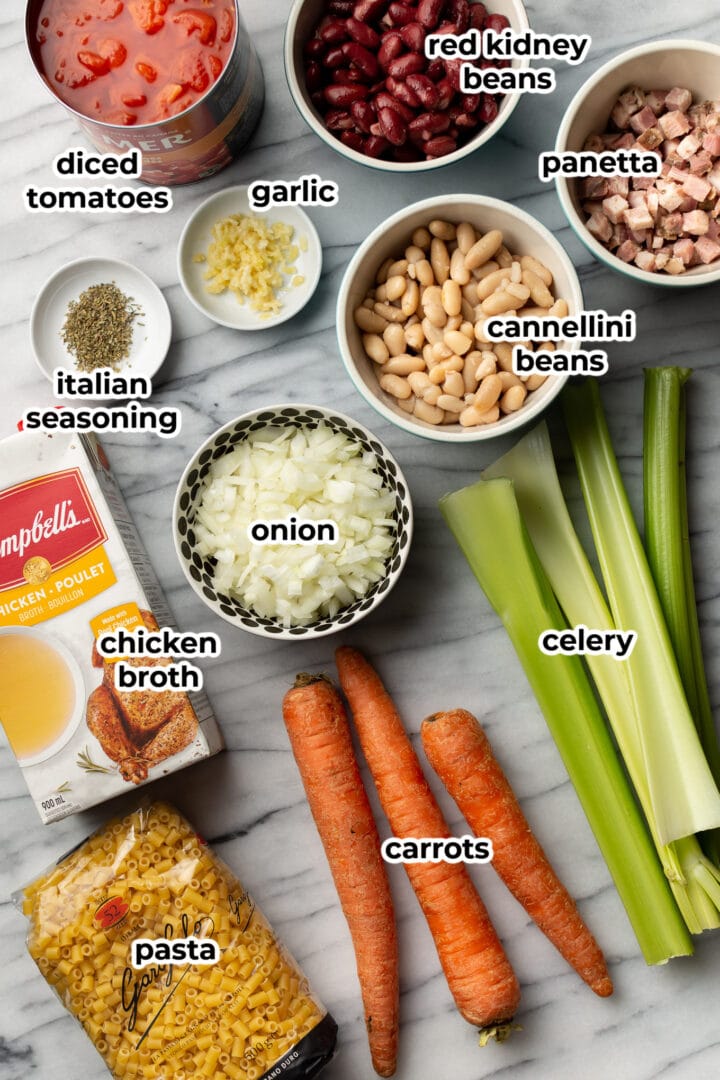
[282,673,399,1077]
[335,647,520,1036]
[421,708,613,998]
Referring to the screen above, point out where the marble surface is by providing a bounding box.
[3,1,720,1078]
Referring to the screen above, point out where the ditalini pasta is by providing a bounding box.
[18,803,337,1079]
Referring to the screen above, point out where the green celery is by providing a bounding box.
[440,477,691,964]
[563,381,720,848]
[485,421,720,934]
[643,368,720,867]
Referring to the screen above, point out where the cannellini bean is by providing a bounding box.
[522,269,555,308]
[442,279,462,316]
[475,351,497,379]
[422,318,444,345]
[405,245,425,263]
[493,343,515,372]
[405,323,425,350]
[526,374,548,391]
[456,222,477,254]
[397,394,417,414]
[473,260,500,281]
[385,275,407,301]
[549,298,569,318]
[500,385,527,412]
[460,404,498,427]
[496,245,513,268]
[362,296,375,309]
[443,370,465,397]
[445,314,462,332]
[450,247,471,285]
[408,371,433,396]
[498,371,522,389]
[412,227,432,249]
[415,259,434,286]
[355,306,388,333]
[437,394,465,413]
[429,356,463,383]
[506,282,531,304]
[402,279,420,317]
[474,318,490,344]
[363,333,390,364]
[374,301,407,323]
[476,268,512,300]
[382,353,426,376]
[481,291,518,316]
[464,229,503,270]
[375,283,388,302]
[444,330,472,355]
[388,259,409,277]
[376,258,393,284]
[461,298,476,323]
[379,373,412,399]
[462,282,479,304]
[460,320,474,340]
[431,341,453,361]
[383,323,406,356]
[510,261,522,283]
[429,219,456,241]
[462,354,480,394]
[423,384,442,405]
[414,398,445,424]
[422,343,436,367]
[520,254,553,286]
[424,303,447,328]
[474,373,503,412]
[430,238,450,284]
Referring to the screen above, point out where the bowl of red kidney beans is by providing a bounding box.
[284,0,529,171]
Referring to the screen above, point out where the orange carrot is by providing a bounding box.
[421,708,613,998]
[335,647,520,1036]
[282,674,399,1077]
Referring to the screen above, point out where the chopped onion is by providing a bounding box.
[194,424,397,626]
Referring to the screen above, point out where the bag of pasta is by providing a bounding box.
[18,802,338,1080]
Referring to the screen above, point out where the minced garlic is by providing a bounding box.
[194,213,303,316]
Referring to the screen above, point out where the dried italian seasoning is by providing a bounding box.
[61,282,144,372]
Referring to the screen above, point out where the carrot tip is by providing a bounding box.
[478,1021,521,1047]
[292,672,334,690]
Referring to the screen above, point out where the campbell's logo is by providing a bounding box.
[0,469,106,590]
[94,896,129,930]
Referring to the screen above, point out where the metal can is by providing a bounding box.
[26,0,265,186]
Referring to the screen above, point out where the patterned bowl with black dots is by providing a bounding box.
[173,404,414,639]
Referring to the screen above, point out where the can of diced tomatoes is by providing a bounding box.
[26,0,265,185]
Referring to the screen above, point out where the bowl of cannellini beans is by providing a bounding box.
[336,194,584,441]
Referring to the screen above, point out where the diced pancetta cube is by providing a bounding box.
[655,251,670,268]
[665,87,693,112]
[624,206,654,230]
[681,173,712,201]
[673,237,695,264]
[606,176,630,197]
[689,151,713,175]
[677,196,698,213]
[707,163,720,193]
[602,195,629,224]
[586,212,613,242]
[676,132,702,159]
[631,106,660,134]
[647,189,660,217]
[637,128,663,150]
[581,176,609,199]
[617,240,641,262]
[634,250,657,271]
[658,110,692,139]
[665,256,686,274]
[609,132,635,150]
[658,211,683,237]
[628,190,649,208]
[682,209,710,234]
[646,90,669,114]
[657,182,684,211]
[694,235,720,263]
[702,131,720,155]
[633,176,655,189]
[611,87,646,128]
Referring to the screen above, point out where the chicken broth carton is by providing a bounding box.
[0,430,224,822]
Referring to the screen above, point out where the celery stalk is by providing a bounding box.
[484,422,720,933]
[643,368,720,866]
[440,477,691,963]
[563,380,720,847]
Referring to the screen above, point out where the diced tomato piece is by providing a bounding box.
[128,0,168,34]
[121,92,147,107]
[77,50,111,75]
[93,0,125,18]
[98,38,127,67]
[104,109,138,125]
[219,8,234,43]
[135,61,158,83]
[158,82,184,106]
[175,51,211,93]
[172,10,217,46]
[208,54,223,79]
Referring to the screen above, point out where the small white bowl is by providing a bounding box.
[556,39,720,287]
[337,194,584,442]
[30,257,171,385]
[177,186,322,330]
[284,0,529,174]
[173,404,413,639]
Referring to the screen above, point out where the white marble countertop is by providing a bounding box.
[3,1,720,1078]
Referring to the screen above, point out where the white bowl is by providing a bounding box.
[556,39,720,287]
[177,186,322,330]
[173,404,413,640]
[30,257,172,386]
[284,0,529,173]
[337,194,584,442]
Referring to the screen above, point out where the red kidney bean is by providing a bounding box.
[425,58,445,81]
[310,90,326,109]
[353,0,388,20]
[479,94,499,124]
[343,41,380,78]
[443,57,463,91]
[319,18,350,43]
[323,44,349,67]
[304,37,325,59]
[375,90,416,122]
[365,134,390,157]
[378,30,404,69]
[388,2,416,24]
[484,12,510,32]
[408,110,451,138]
[446,0,470,32]
[341,130,367,151]
[386,51,425,78]
[417,0,446,30]
[330,66,368,83]
[455,111,478,128]
[389,78,422,108]
[325,108,356,130]
[399,21,425,51]
[329,0,355,12]
[305,61,323,91]
[434,77,454,109]
[406,72,438,108]
[469,2,488,29]
[462,92,482,113]
[346,16,380,47]
[351,98,377,132]
[425,134,457,156]
[324,83,370,106]
[378,104,408,145]
[435,21,458,35]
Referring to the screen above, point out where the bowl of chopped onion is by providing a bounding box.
[173,405,413,638]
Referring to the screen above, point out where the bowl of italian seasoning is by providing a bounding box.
[30,257,172,389]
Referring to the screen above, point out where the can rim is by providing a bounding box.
[25,0,241,132]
